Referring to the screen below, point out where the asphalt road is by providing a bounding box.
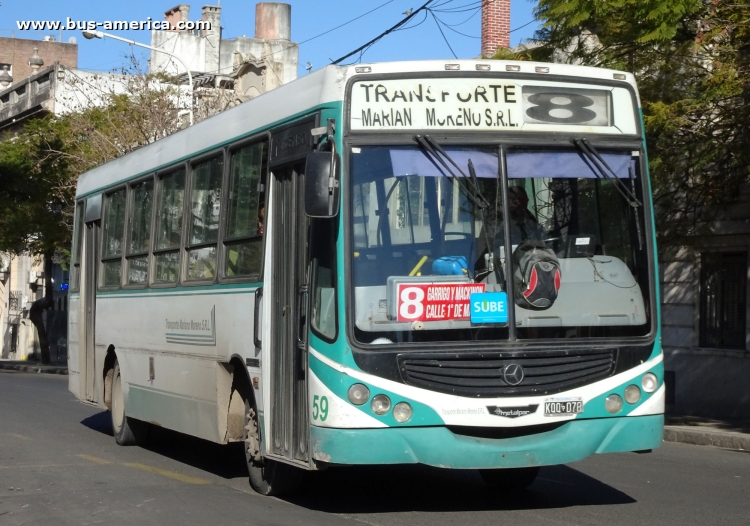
[1,370,748,526]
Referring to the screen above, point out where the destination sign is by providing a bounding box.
[350,78,629,132]
[396,282,486,322]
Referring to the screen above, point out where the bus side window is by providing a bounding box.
[223,141,267,281]
[154,167,186,284]
[69,200,84,291]
[310,218,337,340]
[186,156,224,281]
[125,177,154,286]
[101,188,127,288]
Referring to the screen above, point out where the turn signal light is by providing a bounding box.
[605,394,623,414]
[347,384,370,405]
[393,402,413,423]
[371,394,391,415]
[642,373,658,393]
[624,385,641,404]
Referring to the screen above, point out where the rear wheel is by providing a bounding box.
[243,397,302,496]
[479,467,539,490]
[111,361,149,446]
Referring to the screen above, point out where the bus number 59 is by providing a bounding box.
[313,395,328,421]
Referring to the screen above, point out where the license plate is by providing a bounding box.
[544,397,583,417]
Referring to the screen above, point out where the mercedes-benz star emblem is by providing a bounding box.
[503,364,524,386]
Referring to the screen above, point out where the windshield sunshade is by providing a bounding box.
[507,151,633,179]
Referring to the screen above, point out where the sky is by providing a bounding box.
[1,0,540,77]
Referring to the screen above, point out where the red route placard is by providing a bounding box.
[396,283,486,322]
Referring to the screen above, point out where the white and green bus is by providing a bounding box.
[68,59,664,495]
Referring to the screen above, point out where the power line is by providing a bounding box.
[431,10,479,38]
[429,10,458,58]
[432,0,486,13]
[260,0,396,62]
[441,8,480,27]
[331,0,437,65]
[393,10,430,33]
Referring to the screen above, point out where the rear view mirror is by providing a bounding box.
[305,150,340,217]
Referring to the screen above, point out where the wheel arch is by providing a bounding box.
[218,354,256,443]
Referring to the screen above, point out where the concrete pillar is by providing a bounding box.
[202,6,222,74]
[255,3,291,41]
[481,0,511,56]
[164,4,190,32]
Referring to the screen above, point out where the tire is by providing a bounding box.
[111,361,149,446]
[479,467,540,490]
[243,396,303,496]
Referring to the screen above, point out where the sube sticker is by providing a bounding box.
[470,292,509,324]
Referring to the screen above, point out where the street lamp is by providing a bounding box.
[82,30,194,126]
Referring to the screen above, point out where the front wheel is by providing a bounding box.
[479,467,539,490]
[111,361,149,446]
[243,399,302,496]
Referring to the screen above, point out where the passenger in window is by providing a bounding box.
[479,186,547,255]
[504,186,547,244]
[257,206,265,235]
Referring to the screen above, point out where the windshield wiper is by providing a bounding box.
[573,138,644,252]
[413,134,490,210]
[413,134,499,283]
[572,138,643,208]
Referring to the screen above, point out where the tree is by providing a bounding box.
[0,61,203,363]
[502,0,750,245]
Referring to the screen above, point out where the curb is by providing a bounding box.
[664,426,749,452]
[0,362,68,375]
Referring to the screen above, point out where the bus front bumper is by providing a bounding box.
[310,414,663,469]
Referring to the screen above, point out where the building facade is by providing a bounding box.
[660,186,750,420]
[0,36,77,87]
[149,3,298,100]
[0,40,77,361]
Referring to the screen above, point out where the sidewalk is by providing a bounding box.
[664,415,750,452]
[0,358,68,375]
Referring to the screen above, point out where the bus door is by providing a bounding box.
[268,118,317,465]
[269,162,310,464]
[81,194,102,403]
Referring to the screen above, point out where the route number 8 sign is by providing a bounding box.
[396,283,486,322]
[522,86,611,127]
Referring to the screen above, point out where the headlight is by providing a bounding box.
[347,383,370,405]
[624,385,641,404]
[393,402,413,423]
[371,394,391,415]
[642,373,658,393]
[605,394,623,414]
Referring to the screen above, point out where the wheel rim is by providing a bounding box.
[112,371,124,432]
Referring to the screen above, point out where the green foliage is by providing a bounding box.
[527,0,750,243]
[0,69,186,261]
[0,117,74,257]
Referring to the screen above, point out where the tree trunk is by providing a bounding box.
[29,253,53,364]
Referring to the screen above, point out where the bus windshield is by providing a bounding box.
[349,145,651,345]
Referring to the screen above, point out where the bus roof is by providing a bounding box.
[75,60,639,198]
